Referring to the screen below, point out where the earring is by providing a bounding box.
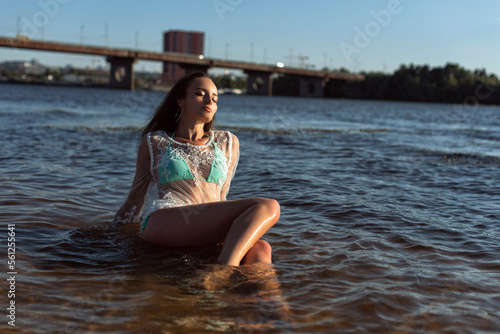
[174,107,183,122]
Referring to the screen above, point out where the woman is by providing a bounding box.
[112,72,280,266]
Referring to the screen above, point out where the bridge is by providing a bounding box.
[0,36,363,96]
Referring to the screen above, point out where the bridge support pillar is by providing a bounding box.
[107,56,136,90]
[245,71,273,96]
[297,76,326,98]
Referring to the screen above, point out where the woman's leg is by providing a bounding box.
[241,240,272,265]
[141,198,280,266]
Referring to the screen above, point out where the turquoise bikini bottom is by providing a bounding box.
[140,216,149,232]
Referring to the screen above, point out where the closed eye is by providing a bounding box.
[195,88,217,103]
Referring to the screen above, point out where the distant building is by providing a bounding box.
[162,30,204,83]
[1,59,46,75]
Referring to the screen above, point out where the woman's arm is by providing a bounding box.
[111,135,152,224]
[221,132,240,201]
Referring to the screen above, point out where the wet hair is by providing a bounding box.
[140,72,215,138]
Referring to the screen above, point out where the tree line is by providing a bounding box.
[323,63,500,105]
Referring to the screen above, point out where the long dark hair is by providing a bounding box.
[140,72,215,138]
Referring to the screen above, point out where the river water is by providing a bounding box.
[1,83,499,333]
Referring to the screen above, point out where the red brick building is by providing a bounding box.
[162,30,204,82]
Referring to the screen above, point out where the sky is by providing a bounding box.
[1,0,500,76]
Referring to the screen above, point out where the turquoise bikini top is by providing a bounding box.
[158,131,227,187]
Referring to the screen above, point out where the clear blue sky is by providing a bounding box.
[1,0,500,76]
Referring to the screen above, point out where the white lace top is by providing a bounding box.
[112,130,239,225]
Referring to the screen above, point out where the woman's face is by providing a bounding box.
[178,77,218,126]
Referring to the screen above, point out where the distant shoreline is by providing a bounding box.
[2,76,499,107]
[0,78,108,89]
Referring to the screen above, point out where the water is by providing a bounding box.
[1,83,499,333]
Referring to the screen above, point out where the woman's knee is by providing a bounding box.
[253,239,272,256]
[241,239,273,265]
[252,197,281,219]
